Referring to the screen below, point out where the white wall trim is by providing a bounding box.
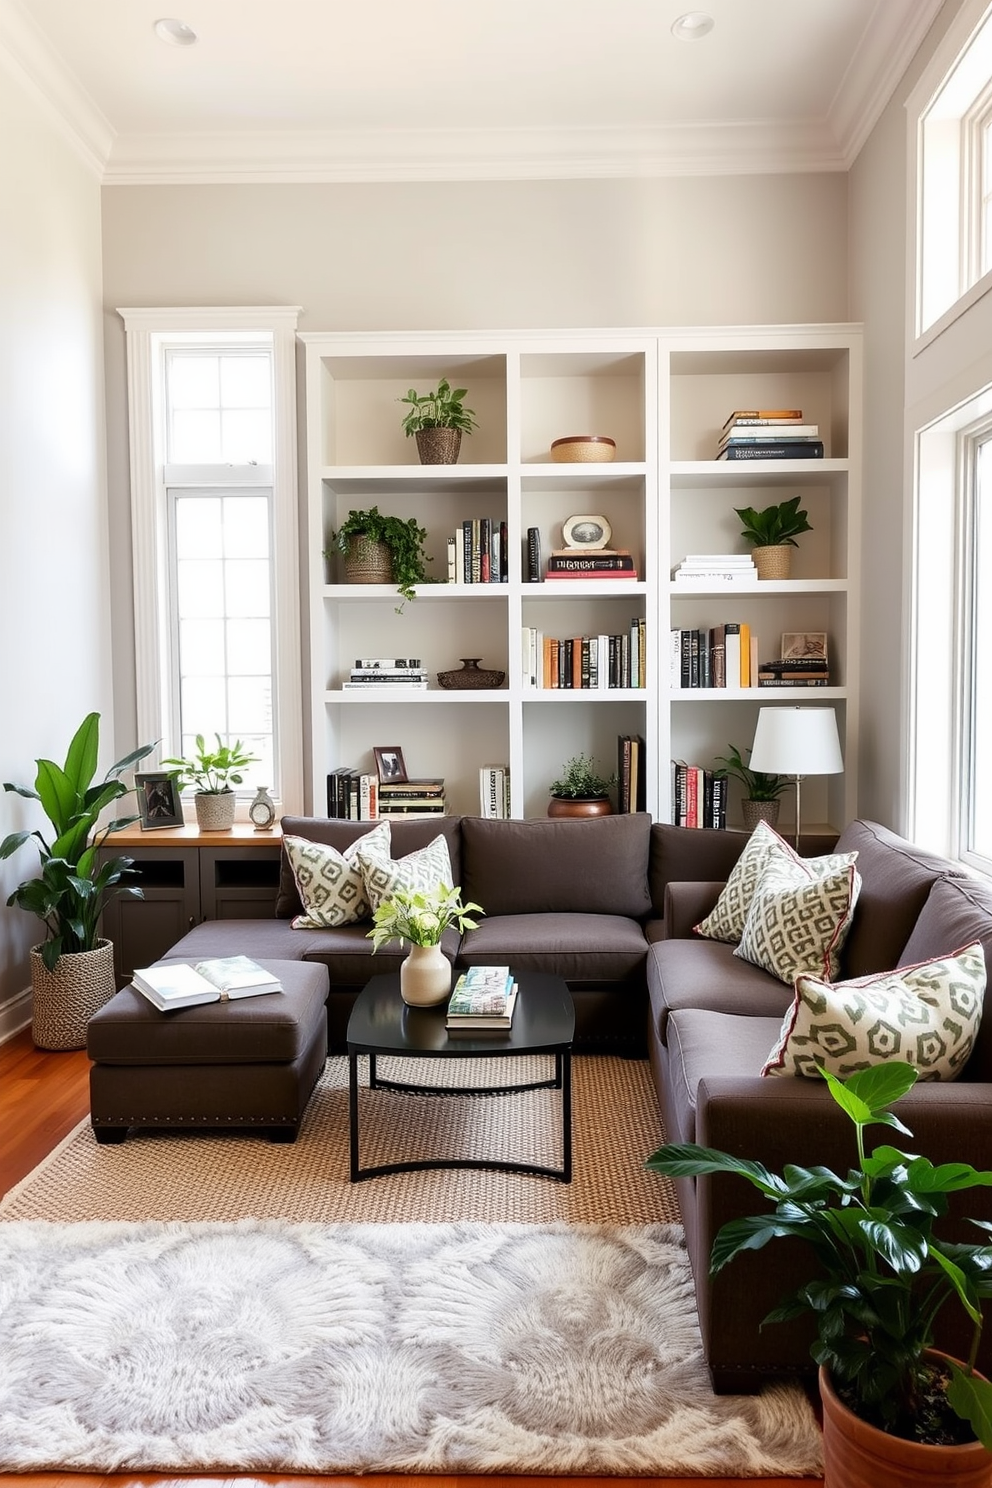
[0,0,113,176]
[831,0,944,167]
[0,987,32,1046]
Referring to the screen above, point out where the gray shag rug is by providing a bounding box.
[0,1218,822,1477]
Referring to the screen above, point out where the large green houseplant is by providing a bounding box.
[329,506,432,606]
[646,1061,992,1472]
[398,377,478,465]
[1,712,154,1048]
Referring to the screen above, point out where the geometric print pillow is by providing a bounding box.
[694,818,859,946]
[734,856,862,985]
[355,832,453,914]
[762,940,986,1080]
[285,822,391,929]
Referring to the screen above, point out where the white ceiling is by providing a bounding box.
[0,0,945,183]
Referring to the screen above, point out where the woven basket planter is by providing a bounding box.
[30,938,116,1051]
[753,544,792,580]
[194,790,237,830]
[415,427,462,465]
[741,798,781,831]
[344,537,393,585]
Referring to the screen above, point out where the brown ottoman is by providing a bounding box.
[86,960,328,1144]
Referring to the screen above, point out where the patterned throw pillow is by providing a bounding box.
[356,832,453,913]
[762,941,986,1080]
[695,819,858,945]
[285,822,391,929]
[734,857,862,984]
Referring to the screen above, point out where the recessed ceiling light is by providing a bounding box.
[153,17,198,46]
[671,12,715,41]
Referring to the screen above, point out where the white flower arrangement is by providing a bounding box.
[366,883,483,950]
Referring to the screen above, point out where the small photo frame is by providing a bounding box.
[373,746,408,783]
[781,632,829,661]
[561,514,612,550]
[135,771,184,830]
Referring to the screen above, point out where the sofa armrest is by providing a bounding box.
[664,881,725,938]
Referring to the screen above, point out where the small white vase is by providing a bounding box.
[399,943,451,1007]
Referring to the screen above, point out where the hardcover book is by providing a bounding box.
[133,957,283,1011]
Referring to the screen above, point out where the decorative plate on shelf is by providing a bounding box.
[561,514,612,550]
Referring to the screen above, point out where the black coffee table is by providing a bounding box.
[346,970,574,1183]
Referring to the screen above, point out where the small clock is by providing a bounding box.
[249,786,276,831]
[561,514,612,550]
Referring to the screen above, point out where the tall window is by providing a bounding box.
[121,309,302,812]
[962,430,992,870]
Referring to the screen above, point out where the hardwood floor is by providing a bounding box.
[0,1028,820,1488]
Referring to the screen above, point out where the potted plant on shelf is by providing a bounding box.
[161,734,258,832]
[367,883,483,1006]
[548,753,617,818]
[328,507,432,607]
[0,712,154,1049]
[398,377,478,465]
[734,495,813,579]
[713,743,786,830]
[646,1061,992,1485]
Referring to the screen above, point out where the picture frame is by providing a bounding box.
[781,631,828,661]
[135,771,184,830]
[561,514,612,550]
[373,746,408,784]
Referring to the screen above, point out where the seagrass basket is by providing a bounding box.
[344,536,393,584]
[30,938,116,1050]
[753,544,792,580]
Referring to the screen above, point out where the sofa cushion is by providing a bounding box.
[762,941,986,1081]
[899,873,992,1080]
[695,820,857,945]
[355,831,453,911]
[276,816,463,918]
[459,912,648,985]
[646,938,795,1045]
[833,819,961,977]
[664,1009,787,1143]
[734,859,861,984]
[163,918,316,964]
[460,813,653,919]
[284,822,390,928]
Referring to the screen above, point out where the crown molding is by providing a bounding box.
[0,0,113,177]
[829,0,945,165]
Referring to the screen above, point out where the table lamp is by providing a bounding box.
[748,706,843,848]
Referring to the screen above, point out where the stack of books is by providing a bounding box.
[448,519,508,584]
[522,621,646,689]
[545,548,638,580]
[670,623,758,690]
[672,554,757,585]
[717,409,824,461]
[671,762,728,829]
[617,734,646,813]
[479,764,510,818]
[377,778,446,816]
[327,769,379,819]
[342,657,428,690]
[757,657,831,688]
[446,965,518,1030]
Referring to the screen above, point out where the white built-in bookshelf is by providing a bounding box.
[299,324,861,832]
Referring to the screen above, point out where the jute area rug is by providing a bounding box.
[0,1057,824,1478]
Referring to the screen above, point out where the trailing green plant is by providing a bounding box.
[161,734,257,794]
[367,883,483,950]
[735,495,812,548]
[0,712,154,969]
[713,743,787,802]
[327,506,432,605]
[549,753,617,799]
[398,377,478,436]
[646,1060,992,1450]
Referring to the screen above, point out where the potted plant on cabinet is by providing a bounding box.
[367,883,483,1006]
[548,754,617,818]
[713,743,787,830]
[0,712,154,1049]
[328,507,432,607]
[161,734,258,831]
[734,495,813,579]
[398,377,478,465]
[646,1061,992,1486]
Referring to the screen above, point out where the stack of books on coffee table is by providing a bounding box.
[445,966,518,1030]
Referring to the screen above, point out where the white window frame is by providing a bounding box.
[119,307,303,813]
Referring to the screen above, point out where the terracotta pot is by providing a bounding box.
[415,427,461,465]
[399,943,452,1007]
[819,1362,992,1488]
[548,795,613,818]
[194,790,236,831]
[30,938,116,1051]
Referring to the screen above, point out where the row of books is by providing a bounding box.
[479,764,511,818]
[717,408,824,461]
[671,553,757,586]
[446,965,518,1030]
[670,626,831,689]
[522,620,646,690]
[341,657,428,690]
[617,734,647,814]
[326,771,447,819]
[446,519,509,584]
[672,762,729,830]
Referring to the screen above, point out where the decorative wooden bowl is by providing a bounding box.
[550,435,617,463]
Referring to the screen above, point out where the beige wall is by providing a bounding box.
[0,67,110,1029]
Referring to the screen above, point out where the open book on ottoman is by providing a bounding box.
[132,956,284,1011]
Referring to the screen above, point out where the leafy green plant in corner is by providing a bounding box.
[161,734,258,794]
[367,883,483,951]
[399,377,478,436]
[735,495,813,548]
[0,712,155,969]
[646,1060,992,1450]
[327,506,432,606]
[549,753,617,799]
[713,743,786,803]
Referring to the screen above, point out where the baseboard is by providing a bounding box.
[0,987,32,1045]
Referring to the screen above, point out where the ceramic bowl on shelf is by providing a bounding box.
[550,435,617,463]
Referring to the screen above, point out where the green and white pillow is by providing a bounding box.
[695,819,858,945]
[762,941,986,1080]
[285,821,391,929]
[356,832,453,913]
[734,856,861,985]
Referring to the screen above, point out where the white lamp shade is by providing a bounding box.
[749,707,843,776]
